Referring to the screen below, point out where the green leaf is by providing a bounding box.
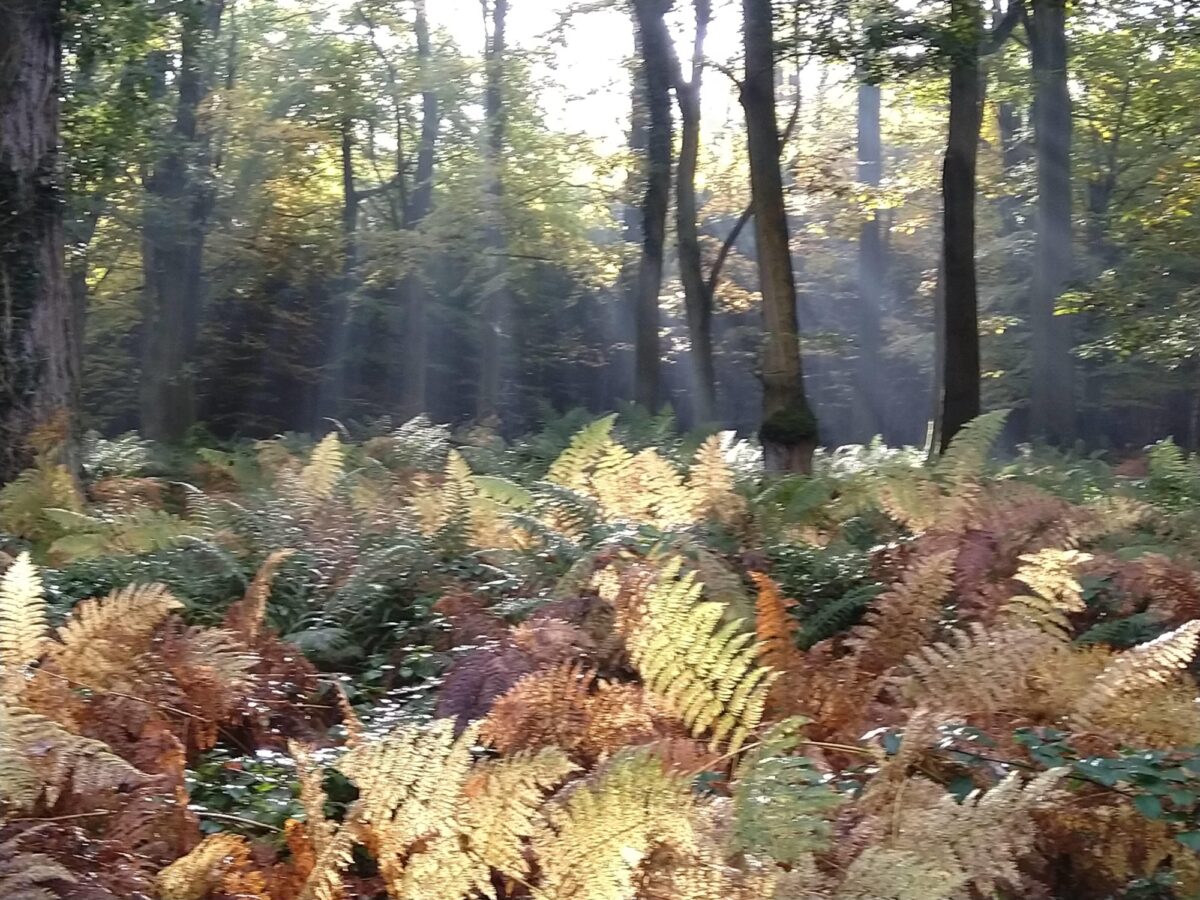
[1177,832,1200,851]
[1133,794,1164,820]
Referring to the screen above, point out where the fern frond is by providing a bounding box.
[0,831,77,900]
[0,552,46,678]
[610,558,775,752]
[1004,548,1091,640]
[156,833,255,900]
[290,741,335,855]
[47,582,183,684]
[297,826,355,900]
[0,704,150,806]
[847,549,957,675]
[546,414,618,491]
[731,717,843,864]
[532,749,696,900]
[224,549,295,642]
[1072,619,1200,729]
[935,409,1009,485]
[835,847,965,900]
[688,433,746,524]
[750,572,803,672]
[300,433,345,502]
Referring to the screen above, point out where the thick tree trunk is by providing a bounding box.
[673,0,716,425]
[938,0,984,453]
[0,0,75,477]
[1027,0,1075,445]
[853,79,884,443]
[140,0,224,443]
[631,0,674,413]
[476,0,511,422]
[401,0,439,419]
[741,0,818,473]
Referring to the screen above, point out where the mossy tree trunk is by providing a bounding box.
[742,0,818,473]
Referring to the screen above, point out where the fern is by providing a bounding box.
[934,409,1009,485]
[797,583,880,648]
[224,549,296,642]
[730,717,843,864]
[836,847,966,899]
[0,830,77,900]
[156,832,256,900]
[546,414,618,490]
[0,552,46,678]
[608,557,775,751]
[531,749,695,900]
[300,432,345,502]
[1004,548,1092,641]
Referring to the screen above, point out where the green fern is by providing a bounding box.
[730,717,844,864]
[934,409,1010,484]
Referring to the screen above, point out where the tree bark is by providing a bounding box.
[0,0,75,477]
[853,78,885,443]
[140,0,224,443]
[1027,0,1075,444]
[401,0,439,419]
[938,0,984,452]
[741,0,818,473]
[672,0,716,425]
[476,0,511,423]
[630,0,674,413]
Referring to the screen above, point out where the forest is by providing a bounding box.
[3,0,1200,898]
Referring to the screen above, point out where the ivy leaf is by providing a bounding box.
[1177,832,1200,851]
[1134,794,1164,820]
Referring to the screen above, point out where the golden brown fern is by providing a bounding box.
[688,434,746,525]
[1004,548,1092,640]
[1071,619,1200,730]
[531,749,696,900]
[751,571,803,672]
[156,832,260,900]
[299,433,345,503]
[606,557,775,752]
[46,582,183,685]
[224,549,295,642]
[847,549,957,675]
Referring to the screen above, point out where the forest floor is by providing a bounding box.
[2,411,1200,899]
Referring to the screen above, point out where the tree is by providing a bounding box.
[1026,0,1075,444]
[630,0,674,413]
[741,0,819,472]
[0,0,77,475]
[476,0,512,421]
[672,0,717,424]
[936,0,985,452]
[140,0,226,443]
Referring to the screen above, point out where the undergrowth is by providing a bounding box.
[2,410,1200,898]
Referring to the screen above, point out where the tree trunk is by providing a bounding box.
[0,0,75,476]
[140,0,224,443]
[741,0,818,473]
[1027,0,1075,445]
[673,0,716,425]
[938,0,984,453]
[401,0,439,419]
[853,78,884,443]
[476,0,511,423]
[631,0,674,413]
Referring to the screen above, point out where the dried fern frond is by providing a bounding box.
[0,552,46,680]
[532,749,696,900]
[1004,548,1092,640]
[750,572,803,673]
[688,433,746,525]
[903,623,1065,717]
[0,704,151,806]
[0,829,77,900]
[297,826,355,900]
[156,832,256,900]
[299,433,345,502]
[1072,619,1200,730]
[835,847,965,900]
[847,549,957,675]
[47,582,183,684]
[290,741,335,855]
[890,767,1067,895]
[225,549,295,642]
[609,557,775,751]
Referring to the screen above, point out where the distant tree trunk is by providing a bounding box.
[741,0,818,473]
[1027,0,1075,445]
[938,0,984,453]
[0,0,75,477]
[673,0,716,425]
[630,0,673,413]
[401,0,439,419]
[476,0,511,422]
[140,0,224,443]
[853,78,884,443]
[618,55,648,406]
